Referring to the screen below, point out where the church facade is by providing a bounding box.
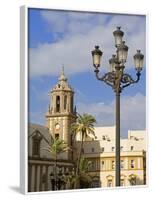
[28,70,146,192]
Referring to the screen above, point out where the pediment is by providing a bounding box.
[32,130,43,140]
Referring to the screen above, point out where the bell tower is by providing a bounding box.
[46,68,76,160]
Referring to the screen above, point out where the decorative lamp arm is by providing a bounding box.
[121,71,141,90]
[94,69,115,88]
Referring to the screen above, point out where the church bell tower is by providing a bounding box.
[46,68,76,160]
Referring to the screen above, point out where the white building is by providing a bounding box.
[76,127,146,187]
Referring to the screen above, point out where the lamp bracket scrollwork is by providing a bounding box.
[94,69,141,93]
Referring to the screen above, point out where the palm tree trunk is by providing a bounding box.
[54,153,57,190]
[74,131,85,189]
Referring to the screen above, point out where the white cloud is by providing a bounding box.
[76,93,146,136]
[120,93,146,132]
[40,10,108,36]
[29,11,146,77]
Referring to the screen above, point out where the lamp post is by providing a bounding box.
[91,27,144,186]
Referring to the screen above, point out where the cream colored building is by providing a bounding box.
[76,127,146,187]
[28,70,146,192]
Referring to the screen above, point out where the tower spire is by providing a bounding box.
[58,65,67,82]
[62,64,64,75]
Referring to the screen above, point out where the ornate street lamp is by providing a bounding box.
[91,27,144,186]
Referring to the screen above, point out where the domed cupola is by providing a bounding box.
[52,67,74,92]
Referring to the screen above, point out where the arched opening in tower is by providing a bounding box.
[56,95,60,112]
[64,95,67,110]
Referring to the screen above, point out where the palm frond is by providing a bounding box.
[42,137,69,157]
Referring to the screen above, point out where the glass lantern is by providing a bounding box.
[91,46,103,68]
[117,41,128,64]
[109,54,117,72]
[133,50,144,71]
[113,27,124,47]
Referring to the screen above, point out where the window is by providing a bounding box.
[111,146,115,151]
[81,148,84,154]
[102,135,106,140]
[56,96,60,112]
[107,180,113,187]
[121,160,124,169]
[131,160,135,169]
[32,139,40,156]
[70,134,73,146]
[131,146,134,151]
[112,160,115,170]
[96,159,100,170]
[91,147,94,153]
[90,160,98,171]
[32,132,42,157]
[101,147,104,152]
[101,161,104,170]
[90,162,95,171]
[120,146,123,151]
[64,95,67,110]
[71,96,73,112]
[55,133,59,139]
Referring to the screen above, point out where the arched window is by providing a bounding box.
[32,139,40,156]
[107,180,113,187]
[56,96,60,112]
[64,95,67,110]
[55,133,59,139]
[106,175,114,187]
[131,160,135,169]
[32,131,42,157]
[112,160,115,170]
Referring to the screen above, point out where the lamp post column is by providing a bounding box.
[91,27,144,187]
[115,91,120,186]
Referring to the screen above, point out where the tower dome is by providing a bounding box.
[52,67,73,92]
[58,67,67,82]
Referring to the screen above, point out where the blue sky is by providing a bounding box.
[28,8,146,137]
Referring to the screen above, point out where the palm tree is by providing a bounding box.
[71,113,96,188]
[63,170,76,189]
[43,137,69,190]
[65,157,92,189]
[78,156,92,188]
